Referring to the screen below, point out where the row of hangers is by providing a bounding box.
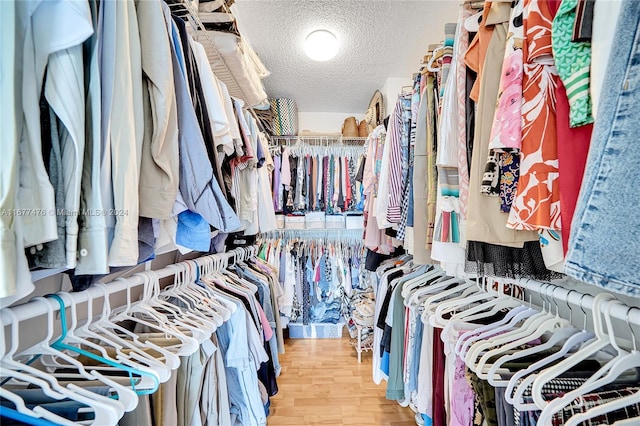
[269,142,365,160]
[0,247,257,426]
[258,231,364,259]
[391,255,640,424]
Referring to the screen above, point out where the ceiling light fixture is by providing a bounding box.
[304,30,339,61]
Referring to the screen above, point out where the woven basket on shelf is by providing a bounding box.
[341,116,359,138]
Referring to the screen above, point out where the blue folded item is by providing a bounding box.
[177,210,211,252]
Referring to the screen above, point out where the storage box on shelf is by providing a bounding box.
[305,212,326,229]
[325,214,345,229]
[284,215,305,230]
[345,214,364,229]
[288,321,345,339]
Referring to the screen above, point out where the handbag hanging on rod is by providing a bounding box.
[270,98,299,136]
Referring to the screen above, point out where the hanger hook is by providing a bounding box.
[578,292,588,330]
[550,285,560,317]
[564,289,576,325]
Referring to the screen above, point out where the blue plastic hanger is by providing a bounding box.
[46,294,159,396]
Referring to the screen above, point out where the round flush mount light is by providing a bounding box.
[304,30,339,61]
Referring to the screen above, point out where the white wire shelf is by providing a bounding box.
[167,0,263,108]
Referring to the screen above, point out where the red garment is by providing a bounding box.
[432,327,446,426]
[555,78,592,255]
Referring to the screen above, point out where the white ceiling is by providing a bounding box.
[232,0,460,113]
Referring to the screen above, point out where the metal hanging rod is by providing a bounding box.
[0,248,254,326]
[483,276,640,327]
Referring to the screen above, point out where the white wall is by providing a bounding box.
[381,77,413,117]
[298,112,364,134]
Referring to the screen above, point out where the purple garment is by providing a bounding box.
[449,350,475,426]
[273,154,281,211]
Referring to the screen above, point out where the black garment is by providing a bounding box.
[466,52,477,174]
[466,241,564,281]
[573,0,595,42]
[364,249,391,271]
[376,271,403,331]
[257,340,278,397]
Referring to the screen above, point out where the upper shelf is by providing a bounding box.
[167,0,269,109]
[270,136,368,145]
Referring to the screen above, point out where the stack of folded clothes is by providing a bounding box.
[344,289,375,348]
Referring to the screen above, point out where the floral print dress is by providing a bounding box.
[507,0,562,232]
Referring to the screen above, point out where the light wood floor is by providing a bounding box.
[267,335,417,426]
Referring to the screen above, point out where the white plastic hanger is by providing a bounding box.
[1,303,123,425]
[141,270,216,340]
[562,313,639,426]
[403,267,452,308]
[464,284,558,369]
[0,313,85,426]
[108,277,200,357]
[454,283,540,357]
[472,291,570,379]
[529,292,617,409]
[82,283,179,376]
[448,279,524,325]
[41,290,168,383]
[508,329,596,410]
[538,299,640,424]
[465,10,482,32]
[400,264,435,299]
[421,279,479,316]
[426,45,444,72]
[183,260,231,322]
[506,292,596,409]
[34,294,148,412]
[485,287,583,385]
[431,276,498,324]
[456,305,538,358]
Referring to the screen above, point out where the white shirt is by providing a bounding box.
[190,39,235,157]
[0,0,34,305]
[17,0,93,248]
[257,133,277,233]
[45,40,91,269]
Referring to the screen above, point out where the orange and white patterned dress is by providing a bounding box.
[507,0,561,231]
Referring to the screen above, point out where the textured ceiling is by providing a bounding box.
[232,0,460,113]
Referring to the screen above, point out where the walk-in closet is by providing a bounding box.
[2,0,640,425]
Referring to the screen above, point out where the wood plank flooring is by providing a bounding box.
[267,335,417,426]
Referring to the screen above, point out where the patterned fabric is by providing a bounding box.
[457,6,473,221]
[434,168,461,243]
[488,0,525,152]
[499,152,520,212]
[481,153,501,197]
[554,387,640,425]
[270,98,298,136]
[387,100,404,224]
[552,0,594,128]
[397,94,413,240]
[507,0,562,231]
[518,387,640,426]
[302,254,310,325]
[467,369,498,426]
